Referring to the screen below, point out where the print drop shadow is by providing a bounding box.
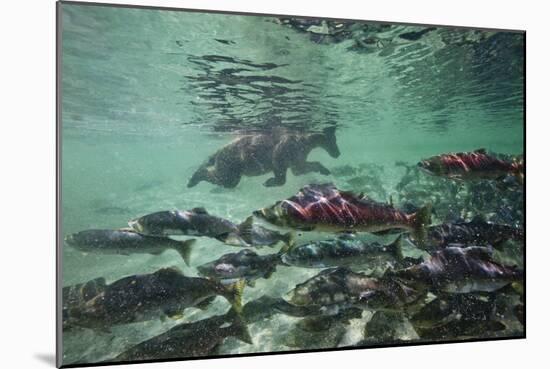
[34,353,56,366]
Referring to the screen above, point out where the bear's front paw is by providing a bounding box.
[264,177,284,187]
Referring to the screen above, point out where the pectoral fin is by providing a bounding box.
[238,216,254,235]
[174,239,196,266]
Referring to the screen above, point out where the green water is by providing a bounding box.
[59,3,524,365]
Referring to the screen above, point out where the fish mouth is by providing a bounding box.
[64,234,75,245]
[417,162,434,175]
[253,209,273,222]
[128,219,143,233]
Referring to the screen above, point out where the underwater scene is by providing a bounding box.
[59,3,525,366]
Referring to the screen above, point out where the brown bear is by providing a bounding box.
[187,127,340,188]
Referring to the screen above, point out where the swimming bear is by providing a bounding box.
[188,127,340,188]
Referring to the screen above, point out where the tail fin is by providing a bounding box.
[225,310,253,344]
[410,204,432,248]
[282,231,295,247]
[174,239,196,266]
[386,235,404,262]
[510,281,524,295]
[223,279,246,314]
[238,216,254,234]
[277,237,298,265]
[235,216,255,246]
[512,158,524,185]
[512,227,525,243]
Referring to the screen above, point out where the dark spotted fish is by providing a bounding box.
[412,215,524,251]
[254,184,431,245]
[287,267,426,315]
[129,208,240,240]
[63,267,245,331]
[409,292,504,331]
[197,248,282,286]
[389,246,523,293]
[107,310,251,362]
[129,209,290,248]
[418,148,523,183]
[414,318,507,340]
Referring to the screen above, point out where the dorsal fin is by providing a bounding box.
[191,207,209,214]
[474,148,487,154]
[90,277,106,286]
[341,189,368,200]
[238,248,257,256]
[237,216,254,235]
[155,266,183,278]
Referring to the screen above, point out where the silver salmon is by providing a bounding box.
[65,229,195,265]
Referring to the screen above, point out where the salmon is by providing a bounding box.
[418,148,523,183]
[254,183,431,246]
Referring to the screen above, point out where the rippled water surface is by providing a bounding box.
[60,3,524,366]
